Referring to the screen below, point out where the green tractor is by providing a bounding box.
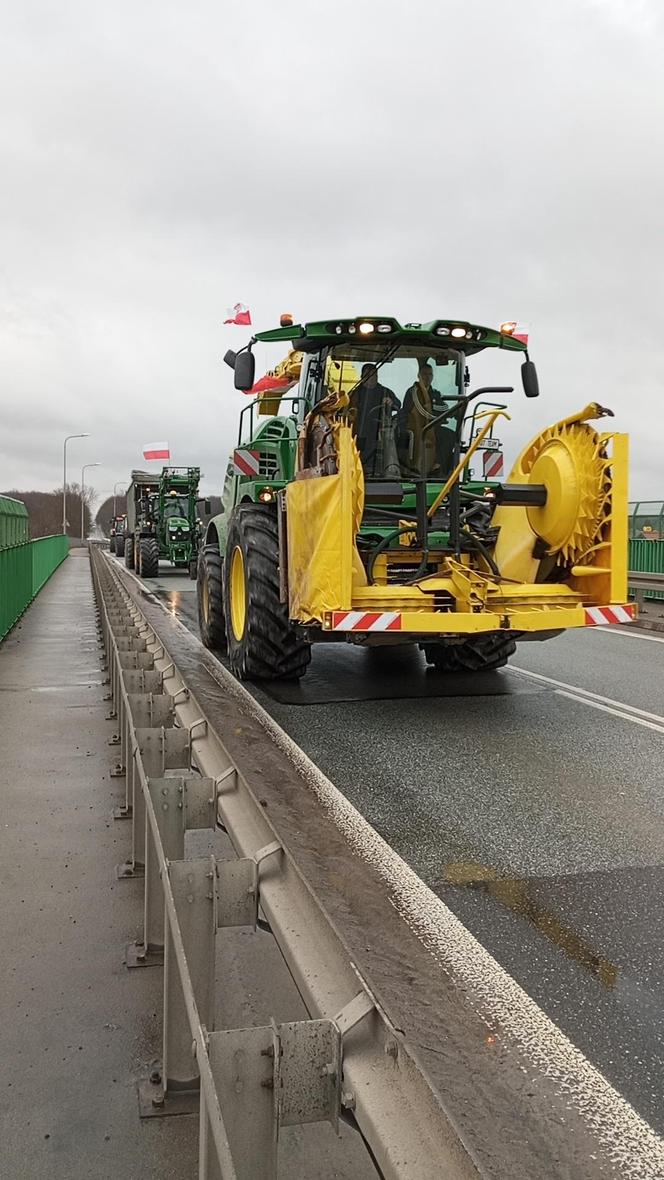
[197,315,631,681]
[109,514,126,557]
[158,467,203,576]
[125,466,202,578]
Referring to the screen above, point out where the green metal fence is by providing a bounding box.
[0,497,69,641]
[629,537,664,600]
[0,495,29,548]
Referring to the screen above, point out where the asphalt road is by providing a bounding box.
[116,556,664,1137]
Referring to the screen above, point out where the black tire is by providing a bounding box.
[198,544,226,650]
[422,633,517,673]
[189,558,198,580]
[116,535,125,558]
[109,536,116,554]
[125,535,135,570]
[139,537,159,578]
[223,504,311,681]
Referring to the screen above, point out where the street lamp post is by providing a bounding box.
[63,434,90,535]
[113,481,125,517]
[81,463,100,542]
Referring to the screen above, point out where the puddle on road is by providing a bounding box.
[440,861,619,988]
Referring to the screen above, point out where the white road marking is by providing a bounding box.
[511,665,664,733]
[555,690,664,736]
[595,624,664,644]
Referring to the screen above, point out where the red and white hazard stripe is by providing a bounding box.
[584,603,635,626]
[331,611,402,632]
[232,448,260,477]
[483,450,504,480]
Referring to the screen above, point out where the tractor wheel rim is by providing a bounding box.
[202,572,210,623]
[229,545,247,641]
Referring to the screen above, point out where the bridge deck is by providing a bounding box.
[0,549,197,1176]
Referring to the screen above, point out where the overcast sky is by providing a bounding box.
[1,0,663,505]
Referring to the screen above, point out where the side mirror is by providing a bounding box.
[522,360,539,398]
[234,350,255,391]
[204,498,212,514]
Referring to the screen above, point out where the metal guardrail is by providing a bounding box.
[90,547,479,1180]
[629,569,664,606]
[0,533,69,641]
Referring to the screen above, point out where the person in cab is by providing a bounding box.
[349,363,401,477]
[399,361,455,478]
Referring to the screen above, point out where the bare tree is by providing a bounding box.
[2,484,96,539]
[96,494,127,537]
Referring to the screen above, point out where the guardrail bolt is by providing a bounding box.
[341,1089,356,1110]
[150,1068,161,1084]
[151,1093,164,1108]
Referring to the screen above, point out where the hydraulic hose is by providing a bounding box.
[366,526,423,586]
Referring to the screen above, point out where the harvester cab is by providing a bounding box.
[199,316,634,681]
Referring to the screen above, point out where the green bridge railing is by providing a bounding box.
[629,537,664,600]
[0,497,69,642]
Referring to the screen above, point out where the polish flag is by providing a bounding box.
[246,373,293,396]
[513,322,529,345]
[143,441,170,461]
[224,302,252,326]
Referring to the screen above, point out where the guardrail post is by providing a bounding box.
[127,774,216,969]
[205,1018,340,1180]
[111,670,164,788]
[139,857,216,1118]
[117,726,189,881]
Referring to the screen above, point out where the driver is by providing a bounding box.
[164,493,183,520]
[399,361,455,477]
[349,363,400,476]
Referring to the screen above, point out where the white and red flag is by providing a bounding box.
[143,441,170,461]
[246,373,293,397]
[224,302,252,326]
[501,321,529,345]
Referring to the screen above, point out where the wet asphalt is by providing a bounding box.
[119,558,664,1135]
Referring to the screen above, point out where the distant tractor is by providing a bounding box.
[125,467,203,578]
[197,314,634,681]
[109,514,126,557]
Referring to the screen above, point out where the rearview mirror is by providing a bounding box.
[223,349,237,369]
[204,498,211,514]
[234,350,255,391]
[522,360,539,398]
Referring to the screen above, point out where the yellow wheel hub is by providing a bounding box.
[201,573,210,624]
[229,545,247,641]
[525,422,608,561]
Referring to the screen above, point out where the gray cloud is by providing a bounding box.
[1,0,663,502]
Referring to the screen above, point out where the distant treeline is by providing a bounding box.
[96,494,128,536]
[2,485,95,540]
